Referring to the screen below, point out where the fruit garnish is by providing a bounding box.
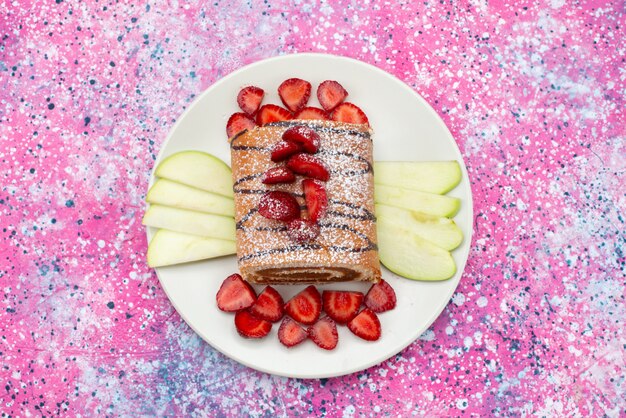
[284,285,322,325]
[286,218,320,243]
[153,150,234,198]
[364,279,397,313]
[216,273,257,312]
[237,86,265,115]
[249,286,285,322]
[322,291,364,324]
[270,140,302,163]
[287,154,330,181]
[317,80,348,112]
[261,166,296,184]
[278,78,311,113]
[331,102,369,125]
[282,126,320,154]
[258,191,301,222]
[234,310,272,338]
[347,308,381,341]
[256,104,292,126]
[226,112,257,138]
[293,106,329,121]
[308,317,338,350]
[302,179,327,222]
[278,317,308,347]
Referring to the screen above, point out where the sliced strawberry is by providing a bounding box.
[347,308,381,341]
[322,291,364,324]
[282,126,320,154]
[278,317,308,348]
[256,104,292,126]
[261,166,296,184]
[331,102,369,125]
[249,286,285,322]
[364,279,397,313]
[258,191,300,222]
[278,78,311,112]
[302,179,328,222]
[308,317,338,350]
[284,285,322,325]
[237,86,264,115]
[287,154,329,181]
[294,106,329,121]
[226,112,257,139]
[286,218,320,243]
[317,80,348,112]
[270,140,302,162]
[234,310,271,338]
[216,273,257,312]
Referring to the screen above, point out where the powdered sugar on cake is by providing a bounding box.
[230,120,381,283]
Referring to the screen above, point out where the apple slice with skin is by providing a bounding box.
[374,161,461,194]
[374,184,460,218]
[375,204,463,251]
[142,205,236,241]
[147,229,236,268]
[377,217,456,281]
[146,179,234,217]
[155,151,233,198]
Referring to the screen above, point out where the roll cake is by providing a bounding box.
[230,120,381,284]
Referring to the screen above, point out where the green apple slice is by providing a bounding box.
[147,229,236,267]
[146,179,234,217]
[374,161,461,194]
[375,204,463,251]
[377,217,456,281]
[142,205,236,241]
[155,151,233,198]
[374,184,460,218]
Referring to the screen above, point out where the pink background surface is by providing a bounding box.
[1,0,624,416]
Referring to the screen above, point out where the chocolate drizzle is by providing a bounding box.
[231,145,267,152]
[233,173,264,187]
[238,244,322,263]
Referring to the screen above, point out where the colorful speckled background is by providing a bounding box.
[1,0,625,416]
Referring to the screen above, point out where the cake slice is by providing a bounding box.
[230,120,381,284]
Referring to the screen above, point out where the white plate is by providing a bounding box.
[147,53,473,379]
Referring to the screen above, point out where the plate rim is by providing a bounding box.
[146,52,474,379]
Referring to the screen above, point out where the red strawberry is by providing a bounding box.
[284,285,322,325]
[294,106,329,121]
[278,78,311,112]
[282,125,320,154]
[234,310,271,338]
[364,279,397,313]
[317,80,348,112]
[287,154,329,181]
[331,102,369,125]
[216,273,257,312]
[226,112,256,138]
[322,291,364,324]
[261,166,296,184]
[308,317,338,350]
[277,317,308,347]
[249,286,285,322]
[302,179,327,222]
[347,308,381,341]
[286,218,320,243]
[256,104,292,126]
[270,140,302,162]
[237,86,264,115]
[258,191,300,222]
